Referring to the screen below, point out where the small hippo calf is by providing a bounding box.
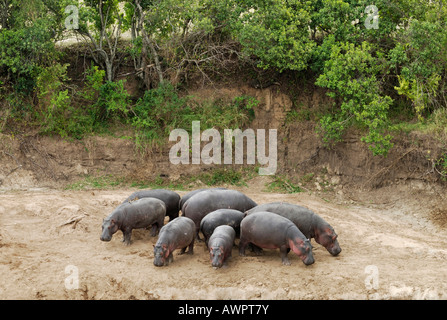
[239,211,314,266]
[153,216,195,267]
[208,225,236,269]
[200,209,244,245]
[101,197,166,245]
[123,189,181,221]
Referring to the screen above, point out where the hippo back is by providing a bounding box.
[245,202,316,239]
[179,188,227,212]
[183,189,257,228]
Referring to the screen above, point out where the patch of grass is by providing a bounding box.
[390,108,447,144]
[434,152,447,181]
[130,176,187,190]
[197,167,254,187]
[300,172,315,183]
[65,174,126,190]
[265,175,303,193]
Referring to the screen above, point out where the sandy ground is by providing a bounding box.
[1,186,447,300]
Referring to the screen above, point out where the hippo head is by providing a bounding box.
[289,238,314,266]
[100,218,119,242]
[210,246,224,269]
[314,225,341,256]
[153,244,169,267]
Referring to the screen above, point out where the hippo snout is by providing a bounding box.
[100,235,111,242]
[210,247,224,269]
[302,253,315,266]
[153,253,165,267]
[211,259,223,269]
[153,259,164,267]
[329,246,341,256]
[327,241,342,256]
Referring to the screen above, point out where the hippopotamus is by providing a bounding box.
[200,209,244,245]
[179,188,227,213]
[101,197,166,245]
[239,211,314,266]
[153,216,195,267]
[123,189,180,221]
[208,225,236,269]
[182,189,257,239]
[245,202,341,256]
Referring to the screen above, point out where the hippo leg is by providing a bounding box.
[187,241,194,255]
[249,243,264,255]
[280,246,291,266]
[122,229,132,245]
[203,235,210,247]
[195,229,203,242]
[167,252,174,265]
[149,224,158,237]
[239,239,249,256]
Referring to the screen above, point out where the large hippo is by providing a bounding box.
[208,225,236,269]
[239,211,314,266]
[182,189,257,239]
[101,198,166,245]
[123,189,180,221]
[153,216,195,267]
[179,188,227,213]
[200,209,244,245]
[245,202,341,256]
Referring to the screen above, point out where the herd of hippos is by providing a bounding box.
[100,188,342,268]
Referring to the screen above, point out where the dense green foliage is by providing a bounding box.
[131,82,256,149]
[1,0,446,157]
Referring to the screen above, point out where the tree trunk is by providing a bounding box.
[135,0,164,85]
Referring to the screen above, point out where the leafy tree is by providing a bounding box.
[392,18,447,119]
[234,0,315,72]
[0,0,61,93]
[316,41,393,155]
[66,0,125,81]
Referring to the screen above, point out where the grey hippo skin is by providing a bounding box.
[153,216,195,267]
[123,189,180,221]
[245,202,341,256]
[200,209,244,245]
[101,197,166,245]
[239,211,314,266]
[179,188,227,213]
[208,225,236,269]
[182,189,257,239]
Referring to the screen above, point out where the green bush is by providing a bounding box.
[315,41,394,156]
[91,80,130,127]
[235,0,314,72]
[130,82,257,148]
[199,168,245,186]
[131,82,193,146]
